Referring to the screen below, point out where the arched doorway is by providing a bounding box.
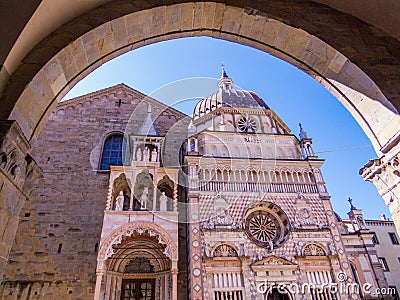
[266,288,291,300]
[2,0,400,293]
[105,235,171,300]
[95,222,179,300]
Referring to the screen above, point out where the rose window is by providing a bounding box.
[244,202,290,249]
[248,212,278,243]
[238,116,258,132]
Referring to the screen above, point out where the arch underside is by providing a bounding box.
[98,221,178,265]
[1,1,400,155]
[102,235,172,300]
[108,237,171,274]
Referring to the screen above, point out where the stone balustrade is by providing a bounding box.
[189,180,322,194]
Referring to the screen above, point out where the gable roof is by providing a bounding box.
[58,83,188,118]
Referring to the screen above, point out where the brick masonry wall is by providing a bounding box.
[0,84,190,299]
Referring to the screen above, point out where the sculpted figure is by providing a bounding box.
[205,243,212,257]
[140,187,149,209]
[216,213,228,225]
[268,240,274,251]
[115,191,124,211]
[136,148,142,161]
[159,191,168,211]
[151,148,158,162]
[144,147,150,161]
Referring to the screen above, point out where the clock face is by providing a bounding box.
[238,116,258,132]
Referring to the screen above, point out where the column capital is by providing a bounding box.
[171,269,179,275]
[96,258,106,271]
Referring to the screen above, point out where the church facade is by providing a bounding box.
[0,70,391,300]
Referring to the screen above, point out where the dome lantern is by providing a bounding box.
[193,67,270,119]
[218,65,233,91]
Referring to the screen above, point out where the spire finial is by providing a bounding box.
[299,123,307,139]
[218,65,233,90]
[138,102,158,136]
[348,197,356,210]
[221,64,229,79]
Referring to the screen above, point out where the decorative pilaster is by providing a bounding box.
[173,183,178,212]
[94,270,104,300]
[320,195,355,299]
[240,256,252,299]
[106,185,113,210]
[171,268,178,300]
[188,194,203,300]
[360,142,400,235]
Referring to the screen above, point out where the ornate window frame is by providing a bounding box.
[302,243,326,256]
[212,244,239,258]
[98,131,127,170]
[243,202,290,249]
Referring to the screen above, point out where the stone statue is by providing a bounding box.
[139,187,149,210]
[294,242,301,256]
[216,213,227,225]
[205,243,212,257]
[159,191,168,211]
[115,191,124,211]
[216,210,232,225]
[151,148,158,162]
[136,148,142,161]
[144,147,150,162]
[268,240,274,251]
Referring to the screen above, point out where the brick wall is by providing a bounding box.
[0,84,189,299]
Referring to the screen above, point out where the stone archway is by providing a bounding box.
[2,0,400,283]
[0,1,397,155]
[95,221,179,300]
[97,221,178,263]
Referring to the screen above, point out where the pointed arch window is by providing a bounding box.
[100,134,125,170]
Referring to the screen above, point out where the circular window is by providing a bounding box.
[244,202,290,249]
[247,211,279,243]
[238,116,258,132]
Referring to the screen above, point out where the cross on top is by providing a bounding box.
[348,197,356,210]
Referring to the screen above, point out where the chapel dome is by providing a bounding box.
[193,67,270,119]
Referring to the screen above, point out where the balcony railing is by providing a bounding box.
[189,180,324,194]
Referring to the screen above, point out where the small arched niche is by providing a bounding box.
[156,175,174,211]
[112,173,131,211]
[133,170,154,210]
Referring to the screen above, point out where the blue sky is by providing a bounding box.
[63,36,390,220]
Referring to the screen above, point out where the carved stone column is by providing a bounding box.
[187,194,203,300]
[171,268,178,300]
[0,120,41,281]
[240,256,252,299]
[94,270,104,300]
[94,258,106,300]
[360,141,400,234]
